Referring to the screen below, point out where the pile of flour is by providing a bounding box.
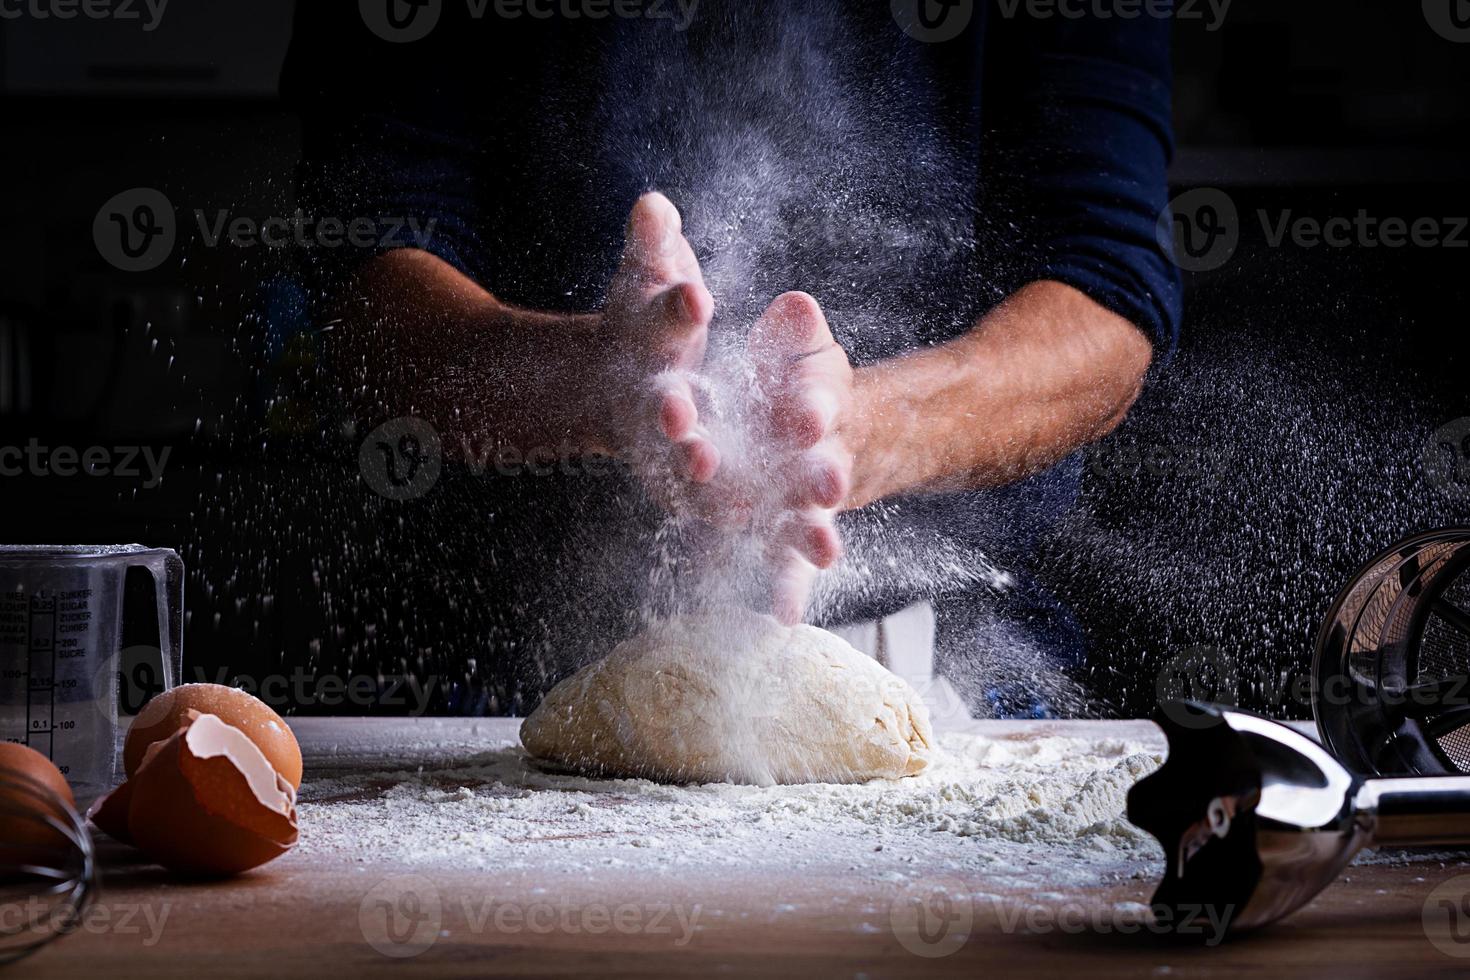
[296,728,1165,890]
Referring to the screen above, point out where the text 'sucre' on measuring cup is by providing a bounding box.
[0,545,183,804]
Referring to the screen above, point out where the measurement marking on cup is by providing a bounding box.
[26,593,60,761]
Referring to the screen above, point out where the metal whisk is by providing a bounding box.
[0,768,98,965]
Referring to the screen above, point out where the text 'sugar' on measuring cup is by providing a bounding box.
[0,545,183,803]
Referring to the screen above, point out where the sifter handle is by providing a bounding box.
[1359,776,1470,847]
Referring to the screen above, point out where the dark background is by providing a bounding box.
[1,1,1468,718]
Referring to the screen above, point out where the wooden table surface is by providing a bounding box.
[13,718,1470,979]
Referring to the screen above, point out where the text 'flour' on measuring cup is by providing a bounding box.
[0,545,183,804]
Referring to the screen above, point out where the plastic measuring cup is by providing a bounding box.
[0,545,183,804]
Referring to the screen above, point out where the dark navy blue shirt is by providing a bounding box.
[284,0,1182,354]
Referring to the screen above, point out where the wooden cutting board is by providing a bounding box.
[14,718,1470,979]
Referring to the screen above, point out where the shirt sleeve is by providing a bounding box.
[978,3,1183,353]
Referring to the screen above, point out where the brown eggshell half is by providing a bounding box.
[125,684,303,789]
[127,713,299,876]
[86,779,135,845]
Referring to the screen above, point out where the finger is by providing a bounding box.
[749,291,833,367]
[769,509,843,570]
[658,387,698,442]
[676,434,721,485]
[767,383,839,449]
[650,373,699,441]
[622,193,705,289]
[770,549,817,626]
[656,281,713,368]
[645,374,719,485]
[800,516,843,569]
[623,192,682,267]
[749,293,845,448]
[785,450,851,511]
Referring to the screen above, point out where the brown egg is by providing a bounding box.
[125,684,303,789]
[126,713,299,876]
[0,742,78,865]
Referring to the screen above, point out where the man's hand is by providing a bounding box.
[601,192,721,497]
[747,291,853,624]
[628,289,856,625]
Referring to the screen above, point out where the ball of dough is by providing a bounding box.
[520,608,934,785]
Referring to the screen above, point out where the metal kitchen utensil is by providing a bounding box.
[0,545,183,804]
[1314,527,1470,777]
[0,767,98,964]
[1128,701,1470,935]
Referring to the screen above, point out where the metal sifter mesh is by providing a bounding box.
[1315,528,1470,777]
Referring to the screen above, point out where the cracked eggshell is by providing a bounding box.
[86,779,135,844]
[127,713,299,876]
[125,684,303,789]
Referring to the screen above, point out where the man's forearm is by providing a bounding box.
[841,280,1154,508]
[335,248,613,455]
